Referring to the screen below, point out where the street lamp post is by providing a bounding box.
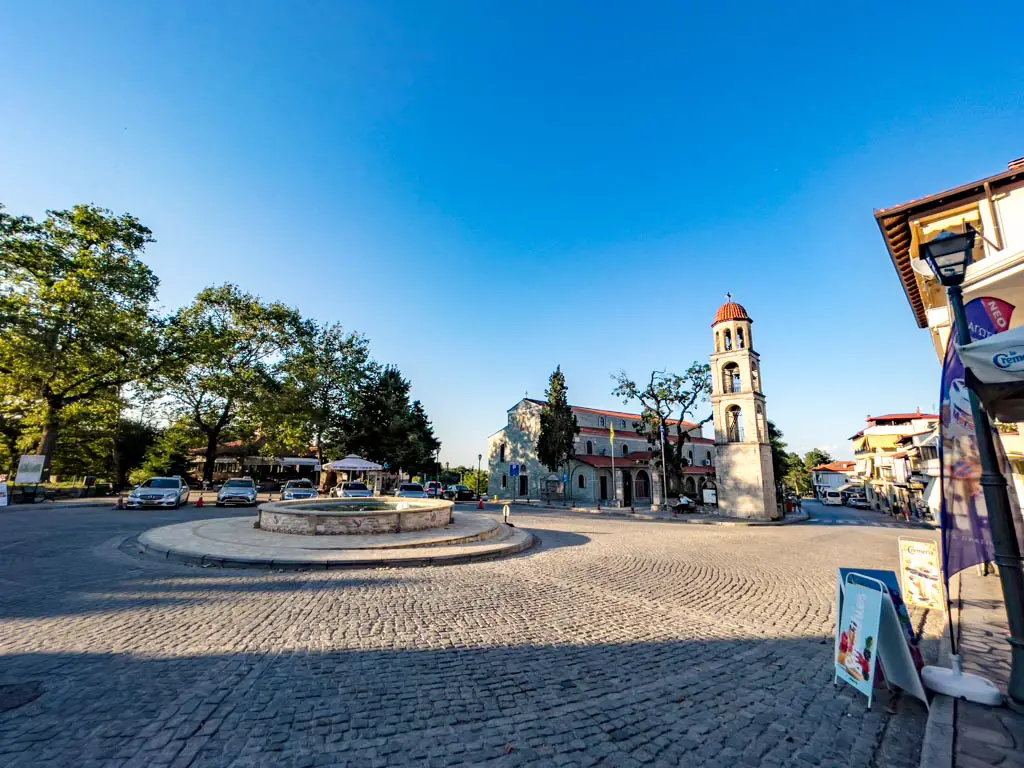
[477,453,482,499]
[923,226,1024,705]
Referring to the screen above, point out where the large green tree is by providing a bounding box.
[536,366,580,495]
[611,363,712,492]
[803,448,835,471]
[264,322,374,463]
[344,367,441,476]
[0,204,164,470]
[160,284,303,482]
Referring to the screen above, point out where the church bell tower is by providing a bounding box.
[710,296,776,519]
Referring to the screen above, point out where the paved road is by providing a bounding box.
[0,502,942,767]
[802,497,936,531]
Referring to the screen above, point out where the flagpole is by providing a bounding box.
[660,423,669,510]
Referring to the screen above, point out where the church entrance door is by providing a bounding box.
[622,470,633,507]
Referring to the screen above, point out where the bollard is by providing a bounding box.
[196,495,205,508]
[477,496,484,510]
[503,504,514,527]
[114,494,124,510]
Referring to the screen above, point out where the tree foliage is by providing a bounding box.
[344,367,440,476]
[0,204,164,470]
[264,322,374,462]
[159,284,304,481]
[537,366,580,474]
[611,363,712,491]
[803,448,834,471]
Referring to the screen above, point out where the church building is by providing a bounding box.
[486,297,776,518]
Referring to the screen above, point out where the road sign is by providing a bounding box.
[562,473,568,483]
[510,464,520,477]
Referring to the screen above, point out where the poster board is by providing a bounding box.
[898,538,943,610]
[835,569,929,708]
[15,455,45,485]
[702,488,717,505]
[835,576,883,706]
[0,482,7,507]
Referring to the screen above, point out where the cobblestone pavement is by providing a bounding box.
[0,502,943,767]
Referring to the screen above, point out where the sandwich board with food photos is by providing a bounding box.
[834,570,928,709]
[898,538,943,610]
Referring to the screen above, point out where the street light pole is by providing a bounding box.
[477,453,482,499]
[947,283,1024,704]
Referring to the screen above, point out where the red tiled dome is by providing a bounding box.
[712,300,751,326]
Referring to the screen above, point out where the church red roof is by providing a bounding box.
[712,300,751,326]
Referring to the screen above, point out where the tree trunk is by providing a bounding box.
[203,430,220,483]
[36,394,64,476]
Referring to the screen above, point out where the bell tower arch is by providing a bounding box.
[710,295,776,519]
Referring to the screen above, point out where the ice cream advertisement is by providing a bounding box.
[898,538,943,610]
[835,581,882,699]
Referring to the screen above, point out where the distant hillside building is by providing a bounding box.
[849,411,939,512]
[486,399,715,507]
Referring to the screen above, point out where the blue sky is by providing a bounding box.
[3,1,1023,465]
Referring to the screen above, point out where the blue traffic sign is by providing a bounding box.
[510,464,520,477]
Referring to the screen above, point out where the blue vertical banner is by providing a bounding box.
[939,296,1024,580]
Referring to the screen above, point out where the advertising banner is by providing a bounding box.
[898,538,943,610]
[15,455,45,485]
[835,579,883,704]
[702,488,717,505]
[939,297,1024,579]
[0,482,7,507]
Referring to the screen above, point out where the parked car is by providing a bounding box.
[334,481,374,498]
[823,489,844,506]
[424,481,443,498]
[127,477,190,509]
[849,495,871,510]
[395,483,429,499]
[281,479,318,501]
[444,484,475,501]
[217,477,257,507]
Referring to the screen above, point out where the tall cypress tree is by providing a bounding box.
[537,366,580,481]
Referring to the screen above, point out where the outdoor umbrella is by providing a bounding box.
[958,324,1024,423]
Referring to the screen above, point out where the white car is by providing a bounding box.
[823,490,844,506]
[217,478,258,507]
[127,477,190,509]
[395,483,428,499]
[335,481,373,498]
[281,479,319,501]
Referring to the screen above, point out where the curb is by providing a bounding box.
[918,623,955,768]
[487,503,810,527]
[129,528,536,571]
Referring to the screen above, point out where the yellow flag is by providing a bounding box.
[609,423,615,444]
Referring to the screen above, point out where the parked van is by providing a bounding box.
[823,489,844,506]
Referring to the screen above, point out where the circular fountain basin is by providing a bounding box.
[257,497,454,535]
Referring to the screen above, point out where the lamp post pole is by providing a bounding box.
[477,453,482,499]
[948,282,1024,704]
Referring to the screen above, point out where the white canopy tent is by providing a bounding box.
[958,325,1024,423]
[322,455,385,493]
[322,455,384,472]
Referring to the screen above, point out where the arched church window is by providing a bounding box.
[723,362,741,393]
[586,440,593,455]
[599,416,605,427]
[578,474,586,489]
[499,444,506,463]
[724,330,733,350]
[752,365,760,392]
[737,328,745,349]
[726,406,744,443]
[622,444,629,456]
[620,419,626,428]
[756,405,766,442]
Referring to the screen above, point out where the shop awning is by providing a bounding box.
[959,325,1024,423]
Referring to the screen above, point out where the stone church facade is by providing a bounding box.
[486,298,775,518]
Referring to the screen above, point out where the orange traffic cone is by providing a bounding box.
[477,497,484,510]
[114,494,124,510]
[196,495,205,508]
